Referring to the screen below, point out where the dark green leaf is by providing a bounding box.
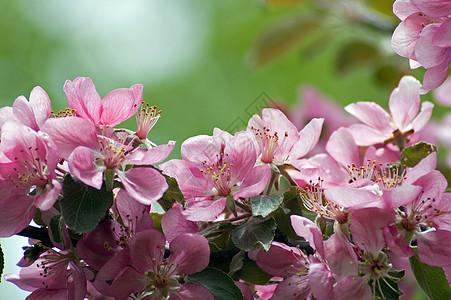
[401,142,437,167]
[409,251,451,300]
[232,217,276,251]
[149,212,163,232]
[61,174,113,233]
[251,15,322,66]
[237,260,272,285]
[227,195,238,217]
[187,267,243,300]
[283,186,303,216]
[250,195,283,217]
[0,242,3,283]
[158,175,185,211]
[228,250,245,276]
[272,206,300,239]
[336,41,379,74]
[49,214,63,244]
[372,270,404,300]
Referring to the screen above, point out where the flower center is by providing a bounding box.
[135,102,161,140]
[250,125,288,164]
[200,152,234,197]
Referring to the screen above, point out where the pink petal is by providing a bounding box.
[261,108,300,154]
[129,229,166,273]
[326,127,359,167]
[389,76,422,131]
[13,96,39,130]
[324,187,380,209]
[404,152,437,184]
[255,242,306,277]
[0,195,35,237]
[28,289,68,300]
[69,146,105,190]
[100,84,143,126]
[29,86,52,127]
[331,276,372,300]
[347,123,391,146]
[289,118,324,160]
[68,262,87,300]
[392,13,430,58]
[344,102,391,134]
[234,164,270,199]
[115,189,152,231]
[272,275,311,300]
[34,178,62,211]
[420,61,450,94]
[111,266,147,299]
[309,262,334,300]
[393,0,420,20]
[411,0,451,17]
[383,225,414,257]
[290,215,324,258]
[324,232,358,279]
[64,77,102,124]
[42,117,99,159]
[415,24,449,69]
[416,230,451,267]
[350,207,395,255]
[433,19,451,48]
[168,234,210,275]
[119,167,168,205]
[381,185,422,209]
[225,131,257,184]
[181,134,225,166]
[434,76,451,106]
[172,284,214,300]
[183,197,227,222]
[235,282,254,300]
[162,203,198,243]
[128,140,175,165]
[411,101,434,132]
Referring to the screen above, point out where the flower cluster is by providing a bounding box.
[1,1,451,299]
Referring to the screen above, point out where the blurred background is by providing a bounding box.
[0,0,442,298]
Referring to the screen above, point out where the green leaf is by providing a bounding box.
[232,216,276,251]
[401,142,437,167]
[250,195,283,218]
[409,252,451,300]
[228,250,245,276]
[251,15,322,66]
[236,260,272,285]
[0,242,3,284]
[149,212,163,232]
[283,186,303,216]
[158,175,185,211]
[372,270,404,300]
[61,174,113,233]
[187,267,243,300]
[227,195,238,217]
[272,206,300,239]
[49,214,63,244]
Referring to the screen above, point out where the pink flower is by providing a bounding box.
[64,77,143,127]
[160,129,270,221]
[345,76,433,149]
[247,108,323,165]
[0,86,52,133]
[0,121,61,237]
[392,0,451,92]
[110,229,212,300]
[43,116,174,205]
[5,249,88,300]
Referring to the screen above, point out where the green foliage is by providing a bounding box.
[401,142,437,167]
[409,252,451,300]
[158,175,185,211]
[372,270,405,300]
[187,267,243,300]
[61,174,113,233]
[232,216,277,251]
[236,260,272,285]
[228,250,245,276]
[49,214,64,244]
[250,194,283,217]
[335,41,379,74]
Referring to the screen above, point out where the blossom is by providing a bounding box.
[110,229,212,300]
[247,108,323,165]
[345,76,433,149]
[160,129,270,221]
[0,86,52,133]
[392,0,451,92]
[43,116,174,205]
[5,248,88,300]
[0,121,61,237]
[63,77,143,127]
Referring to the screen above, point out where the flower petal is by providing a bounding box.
[69,146,105,190]
[162,203,198,243]
[0,195,35,237]
[344,102,391,134]
[168,233,210,275]
[119,167,168,205]
[129,229,166,273]
[290,215,325,258]
[389,76,422,131]
[64,77,102,124]
[100,84,143,126]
